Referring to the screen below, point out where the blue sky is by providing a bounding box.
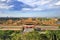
[0,0,60,17]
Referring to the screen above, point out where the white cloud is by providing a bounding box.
[0,0,6,1]
[0,3,14,9]
[18,0,36,7]
[0,0,14,9]
[33,0,52,6]
[0,0,11,2]
[18,0,52,6]
[17,0,52,11]
[32,8,43,11]
[55,1,60,5]
[6,0,10,3]
[22,8,32,11]
[48,1,60,9]
[22,8,44,11]
[0,0,60,11]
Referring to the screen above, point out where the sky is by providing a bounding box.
[0,0,60,17]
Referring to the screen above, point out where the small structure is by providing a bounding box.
[22,18,40,25]
[21,18,41,32]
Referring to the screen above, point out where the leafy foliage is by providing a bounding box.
[0,30,60,40]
